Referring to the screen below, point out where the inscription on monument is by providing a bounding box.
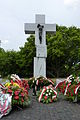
[36,45,47,57]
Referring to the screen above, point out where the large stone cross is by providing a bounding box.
[24,14,56,77]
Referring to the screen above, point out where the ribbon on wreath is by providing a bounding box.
[47,78,54,85]
[38,86,47,102]
[0,86,12,118]
[50,85,57,100]
[38,85,57,102]
[64,82,71,95]
[35,77,54,86]
[74,85,80,95]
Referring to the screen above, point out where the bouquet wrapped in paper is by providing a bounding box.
[0,84,12,118]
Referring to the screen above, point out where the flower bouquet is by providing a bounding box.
[55,75,80,102]
[55,80,68,94]
[55,75,74,95]
[64,76,80,102]
[35,76,54,88]
[28,76,54,89]
[4,74,30,107]
[37,85,57,104]
[9,74,29,90]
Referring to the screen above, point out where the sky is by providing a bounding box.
[0,0,80,51]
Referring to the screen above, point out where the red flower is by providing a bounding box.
[15,80,22,87]
[8,86,11,89]
[64,86,66,89]
[24,89,28,94]
[11,80,13,84]
[21,98,24,102]
[14,95,19,100]
[14,90,20,95]
[71,93,73,96]
[8,89,12,93]
[40,89,42,92]
[76,92,78,95]
[74,89,75,94]
[62,90,65,94]
[44,96,47,100]
[21,92,24,97]
[69,89,71,92]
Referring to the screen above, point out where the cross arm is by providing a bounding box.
[24,23,36,34]
[45,24,56,33]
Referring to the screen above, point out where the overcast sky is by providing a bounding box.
[0,0,80,51]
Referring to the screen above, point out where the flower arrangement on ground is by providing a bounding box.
[56,75,80,102]
[28,76,55,96]
[37,85,57,103]
[28,76,54,89]
[35,76,54,86]
[4,74,30,107]
[0,74,30,118]
[64,76,80,102]
[55,75,74,94]
[10,74,29,90]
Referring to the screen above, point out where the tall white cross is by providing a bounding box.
[24,14,56,77]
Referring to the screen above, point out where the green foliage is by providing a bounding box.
[19,35,35,77]
[47,25,80,77]
[0,25,80,78]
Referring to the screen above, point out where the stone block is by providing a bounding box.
[34,57,46,77]
[36,45,47,57]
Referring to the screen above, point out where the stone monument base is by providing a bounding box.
[34,57,46,77]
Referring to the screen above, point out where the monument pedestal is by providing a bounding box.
[34,57,46,77]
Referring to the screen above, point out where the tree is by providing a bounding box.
[19,35,35,77]
[47,25,80,77]
[0,25,80,78]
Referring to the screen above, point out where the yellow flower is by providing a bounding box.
[13,83,20,88]
[5,82,11,87]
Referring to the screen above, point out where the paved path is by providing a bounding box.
[2,89,80,120]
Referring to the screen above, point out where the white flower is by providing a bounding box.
[50,90,52,93]
[33,80,34,83]
[49,92,51,95]
[46,94,48,96]
[47,90,49,92]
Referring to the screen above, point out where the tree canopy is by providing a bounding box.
[0,25,80,78]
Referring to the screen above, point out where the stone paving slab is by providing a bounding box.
[1,89,80,120]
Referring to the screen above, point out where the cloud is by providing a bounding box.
[64,0,80,8]
[2,40,9,44]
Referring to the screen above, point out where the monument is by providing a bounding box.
[24,14,56,77]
